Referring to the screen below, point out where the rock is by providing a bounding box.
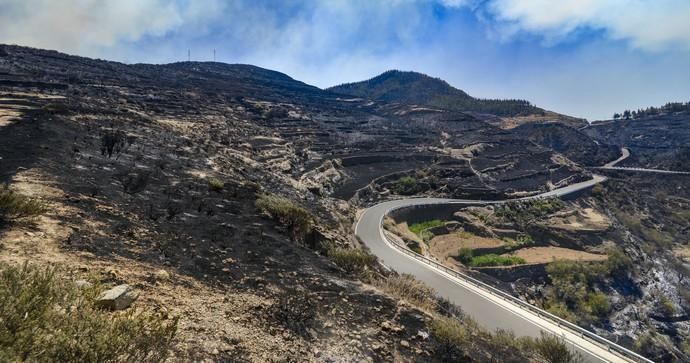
[153,269,170,281]
[380,320,403,333]
[400,340,410,348]
[74,279,92,289]
[96,284,139,310]
[417,330,429,340]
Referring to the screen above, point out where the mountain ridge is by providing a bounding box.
[328,69,541,117]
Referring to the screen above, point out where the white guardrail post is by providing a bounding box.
[380,204,653,363]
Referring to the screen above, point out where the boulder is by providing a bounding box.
[96,284,138,310]
[153,269,170,281]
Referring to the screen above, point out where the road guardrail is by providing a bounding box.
[379,204,653,363]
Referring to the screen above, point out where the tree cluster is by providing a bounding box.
[613,101,690,120]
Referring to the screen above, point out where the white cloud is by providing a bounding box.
[438,0,470,7]
[484,0,690,51]
[0,0,224,57]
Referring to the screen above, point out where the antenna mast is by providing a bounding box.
[213,49,216,62]
[187,49,190,62]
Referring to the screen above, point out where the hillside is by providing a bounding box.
[584,111,690,171]
[327,70,587,131]
[5,44,689,362]
[0,44,598,362]
[511,122,619,166]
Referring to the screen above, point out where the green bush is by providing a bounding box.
[584,292,610,317]
[546,301,577,321]
[394,176,417,195]
[659,294,676,316]
[408,220,444,236]
[0,263,177,363]
[524,332,583,363]
[0,184,47,222]
[495,197,565,227]
[419,230,433,243]
[255,194,313,241]
[398,176,416,188]
[591,184,604,195]
[604,248,632,274]
[207,178,224,192]
[328,247,377,274]
[374,274,436,312]
[457,248,473,264]
[545,255,628,322]
[430,316,471,360]
[468,254,525,267]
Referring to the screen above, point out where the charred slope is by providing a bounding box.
[512,123,619,166]
[584,113,690,171]
[0,44,590,202]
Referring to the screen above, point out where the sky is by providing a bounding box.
[1,0,689,120]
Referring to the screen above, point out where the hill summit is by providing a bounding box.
[328,70,541,117]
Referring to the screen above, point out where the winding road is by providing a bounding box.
[355,174,652,363]
[597,147,690,175]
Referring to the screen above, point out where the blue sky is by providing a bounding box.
[1,0,690,120]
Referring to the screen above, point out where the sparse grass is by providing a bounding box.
[503,234,534,249]
[617,212,673,248]
[207,178,225,192]
[0,263,177,362]
[327,247,377,274]
[255,194,313,241]
[408,219,444,236]
[374,274,436,312]
[0,184,47,222]
[468,254,525,267]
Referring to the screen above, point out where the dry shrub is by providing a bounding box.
[327,247,377,274]
[0,263,177,362]
[374,274,436,312]
[271,290,316,335]
[0,184,47,222]
[255,194,313,241]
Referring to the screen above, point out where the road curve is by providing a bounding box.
[604,147,630,168]
[355,175,651,363]
[597,147,690,175]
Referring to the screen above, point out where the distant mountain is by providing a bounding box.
[328,70,542,117]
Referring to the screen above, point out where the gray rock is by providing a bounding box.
[153,269,170,281]
[96,284,138,310]
[74,279,92,289]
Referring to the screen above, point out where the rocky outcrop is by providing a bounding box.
[96,284,139,310]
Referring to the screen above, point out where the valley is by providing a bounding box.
[1,44,689,362]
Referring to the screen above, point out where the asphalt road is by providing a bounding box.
[598,147,690,175]
[355,175,649,363]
